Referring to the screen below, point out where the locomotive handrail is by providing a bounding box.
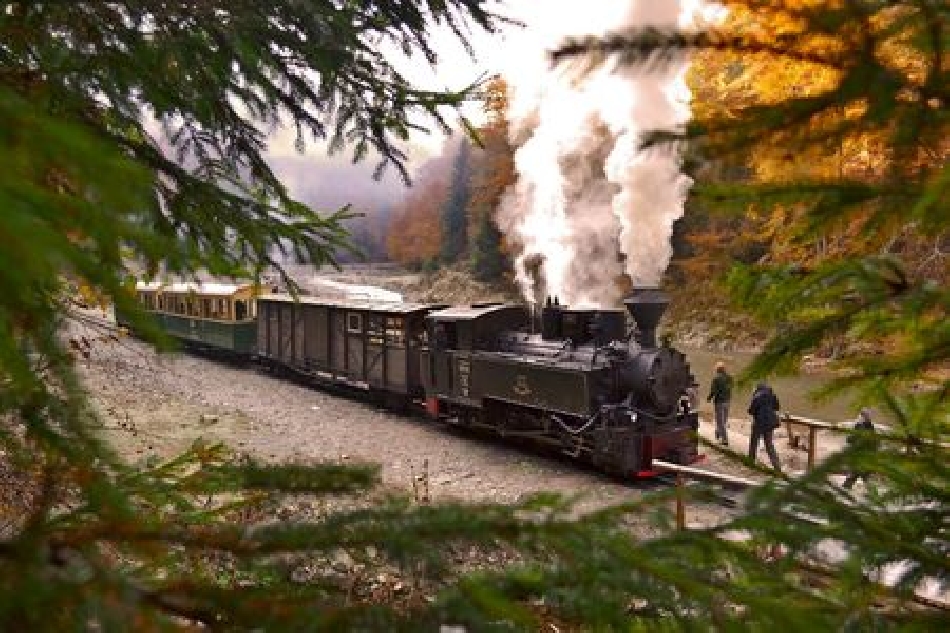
[559,338,573,356]
[590,346,605,368]
[552,409,602,436]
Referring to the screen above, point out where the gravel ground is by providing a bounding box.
[71,309,845,530]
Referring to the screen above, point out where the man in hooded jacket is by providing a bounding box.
[748,382,782,472]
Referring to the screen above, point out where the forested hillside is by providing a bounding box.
[384,76,515,280]
[673,1,948,294]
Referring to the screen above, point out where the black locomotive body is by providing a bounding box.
[421,288,700,476]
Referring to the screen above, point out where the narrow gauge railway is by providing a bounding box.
[117,281,703,479]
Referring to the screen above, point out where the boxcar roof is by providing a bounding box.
[259,293,433,314]
[428,303,525,321]
[134,281,254,296]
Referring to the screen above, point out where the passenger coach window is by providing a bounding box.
[347,313,362,333]
[235,300,247,321]
[385,317,405,346]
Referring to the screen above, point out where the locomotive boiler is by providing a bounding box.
[421,288,700,476]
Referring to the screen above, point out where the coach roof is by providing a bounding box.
[134,281,255,296]
[427,303,524,322]
[259,293,433,314]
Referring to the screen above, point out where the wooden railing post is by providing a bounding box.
[807,426,818,471]
[675,473,686,530]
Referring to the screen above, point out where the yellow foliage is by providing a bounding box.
[466,76,517,249]
[688,1,948,269]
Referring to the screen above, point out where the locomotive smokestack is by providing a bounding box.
[541,295,563,340]
[624,287,669,348]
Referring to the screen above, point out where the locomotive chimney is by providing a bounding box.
[624,287,669,348]
[541,295,563,340]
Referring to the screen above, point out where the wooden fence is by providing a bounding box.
[783,413,949,471]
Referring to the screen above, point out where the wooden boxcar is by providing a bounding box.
[256,294,434,403]
[126,281,259,356]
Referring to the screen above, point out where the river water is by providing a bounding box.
[682,346,863,424]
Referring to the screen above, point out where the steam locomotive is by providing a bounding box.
[123,283,700,477]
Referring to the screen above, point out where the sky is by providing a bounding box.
[263,2,522,218]
[384,14,518,157]
[267,3,520,166]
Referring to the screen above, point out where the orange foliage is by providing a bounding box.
[385,169,448,266]
[467,76,517,253]
[686,2,948,274]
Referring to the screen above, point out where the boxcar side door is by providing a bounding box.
[279,303,294,364]
[331,309,346,374]
[365,313,386,387]
[345,311,364,378]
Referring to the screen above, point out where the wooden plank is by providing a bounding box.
[783,413,851,432]
[652,460,760,489]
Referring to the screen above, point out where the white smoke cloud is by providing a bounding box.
[497,1,711,308]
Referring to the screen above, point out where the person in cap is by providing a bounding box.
[707,360,733,445]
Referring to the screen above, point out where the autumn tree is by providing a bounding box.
[467,75,516,281]
[675,1,948,312]
[386,77,513,276]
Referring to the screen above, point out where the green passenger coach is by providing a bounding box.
[122,281,260,357]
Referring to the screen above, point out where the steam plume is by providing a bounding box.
[497,1,709,307]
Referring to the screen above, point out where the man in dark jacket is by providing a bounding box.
[748,382,782,471]
[707,361,733,445]
[843,408,876,489]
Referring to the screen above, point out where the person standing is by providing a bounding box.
[843,408,877,489]
[748,381,782,472]
[707,361,733,445]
